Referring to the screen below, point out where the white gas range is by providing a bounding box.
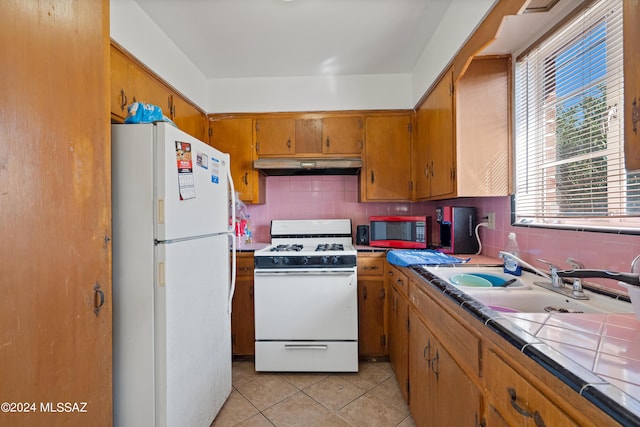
[253,219,358,372]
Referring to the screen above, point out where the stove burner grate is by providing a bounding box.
[270,244,303,252]
[315,243,344,252]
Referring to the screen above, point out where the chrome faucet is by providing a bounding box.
[537,259,562,288]
[536,258,590,300]
[565,258,586,298]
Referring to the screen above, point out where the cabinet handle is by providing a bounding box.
[423,339,432,367]
[430,160,434,177]
[93,283,105,316]
[250,285,254,300]
[287,138,291,149]
[326,137,330,147]
[363,286,368,300]
[364,265,378,271]
[119,89,128,111]
[507,388,546,427]
[371,171,375,184]
[431,349,439,381]
[243,172,248,185]
[633,97,639,135]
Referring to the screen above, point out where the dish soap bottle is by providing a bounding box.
[503,232,522,276]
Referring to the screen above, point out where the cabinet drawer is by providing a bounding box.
[387,265,408,297]
[236,254,254,277]
[409,279,480,376]
[357,256,384,276]
[485,350,579,427]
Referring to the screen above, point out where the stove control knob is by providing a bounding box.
[321,256,330,265]
[331,256,340,265]
[272,257,280,265]
[282,257,290,265]
[301,256,310,265]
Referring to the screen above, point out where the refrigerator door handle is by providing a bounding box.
[227,162,237,315]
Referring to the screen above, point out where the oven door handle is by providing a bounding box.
[284,344,329,351]
[254,269,356,276]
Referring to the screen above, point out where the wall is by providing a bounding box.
[110,0,209,108]
[246,179,640,293]
[110,0,494,113]
[244,175,431,243]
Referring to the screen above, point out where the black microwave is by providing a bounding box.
[369,216,432,249]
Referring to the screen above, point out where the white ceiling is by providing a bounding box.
[133,0,455,79]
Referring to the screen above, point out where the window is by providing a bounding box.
[514,0,640,232]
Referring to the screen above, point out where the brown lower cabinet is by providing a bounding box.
[231,253,255,356]
[387,263,410,402]
[383,261,622,427]
[357,253,387,357]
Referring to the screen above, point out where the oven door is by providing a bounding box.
[253,268,358,341]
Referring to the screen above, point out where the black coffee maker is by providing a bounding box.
[356,225,369,245]
[435,206,478,254]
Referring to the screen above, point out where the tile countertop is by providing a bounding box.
[411,265,640,426]
[234,242,269,252]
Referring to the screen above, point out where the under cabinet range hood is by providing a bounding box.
[253,157,362,176]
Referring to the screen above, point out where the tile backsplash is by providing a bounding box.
[245,175,640,292]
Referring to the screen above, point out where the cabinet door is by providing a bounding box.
[363,114,412,201]
[210,118,264,204]
[322,116,364,155]
[110,46,130,120]
[409,310,481,427]
[255,117,295,155]
[231,254,255,356]
[358,277,386,357]
[231,277,255,355]
[172,95,206,141]
[624,1,640,170]
[409,309,433,425]
[413,104,431,200]
[388,285,409,402]
[425,69,455,199]
[295,118,322,154]
[431,331,481,426]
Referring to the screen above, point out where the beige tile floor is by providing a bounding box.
[211,360,416,427]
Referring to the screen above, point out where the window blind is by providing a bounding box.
[514,0,640,232]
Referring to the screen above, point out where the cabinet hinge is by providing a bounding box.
[256,142,260,153]
[406,317,410,332]
[406,379,410,399]
[407,122,413,133]
[380,287,386,300]
[408,181,413,192]
[449,82,454,97]
[208,127,213,138]
[255,121,260,132]
[381,334,386,347]
[476,414,485,427]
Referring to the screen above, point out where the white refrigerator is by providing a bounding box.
[111,122,236,427]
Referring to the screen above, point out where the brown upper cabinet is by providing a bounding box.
[255,115,364,157]
[254,117,296,155]
[321,116,364,155]
[209,117,265,204]
[362,113,413,202]
[110,43,207,141]
[414,56,511,201]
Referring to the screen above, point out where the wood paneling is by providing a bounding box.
[0,0,112,425]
